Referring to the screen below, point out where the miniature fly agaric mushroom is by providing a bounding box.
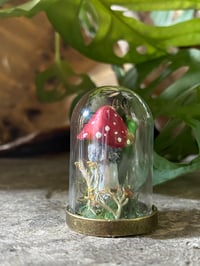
[77,105,129,190]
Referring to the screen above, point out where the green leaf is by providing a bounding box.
[101,0,200,11]
[45,0,200,64]
[118,49,200,113]
[35,61,95,102]
[153,152,200,185]
[0,0,59,18]
[115,49,200,162]
[0,0,10,5]
[1,1,200,65]
[185,119,200,151]
[154,119,198,161]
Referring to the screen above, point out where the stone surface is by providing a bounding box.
[0,155,200,266]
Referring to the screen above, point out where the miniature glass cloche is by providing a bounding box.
[67,86,157,237]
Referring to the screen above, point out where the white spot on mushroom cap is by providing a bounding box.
[118,137,122,142]
[95,132,102,139]
[83,133,88,138]
[114,131,118,135]
[113,122,117,125]
[105,125,110,131]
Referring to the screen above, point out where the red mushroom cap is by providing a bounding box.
[77,105,128,148]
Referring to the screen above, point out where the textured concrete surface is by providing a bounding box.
[0,156,200,266]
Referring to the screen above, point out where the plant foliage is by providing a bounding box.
[1,0,200,185]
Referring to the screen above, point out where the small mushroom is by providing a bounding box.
[77,105,128,190]
[77,105,128,148]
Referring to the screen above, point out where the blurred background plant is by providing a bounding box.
[1,0,200,185]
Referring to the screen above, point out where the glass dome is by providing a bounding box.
[67,86,157,236]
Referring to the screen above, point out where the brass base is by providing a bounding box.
[66,206,158,237]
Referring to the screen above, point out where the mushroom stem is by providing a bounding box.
[87,143,120,190]
[101,146,121,190]
[102,162,119,190]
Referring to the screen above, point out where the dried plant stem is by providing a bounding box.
[95,199,116,218]
[74,161,90,186]
[112,189,129,219]
[96,188,129,219]
[75,160,130,219]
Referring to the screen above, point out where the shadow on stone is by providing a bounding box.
[154,173,200,200]
[0,156,68,191]
[150,209,200,239]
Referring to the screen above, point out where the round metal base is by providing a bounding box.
[66,205,158,237]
